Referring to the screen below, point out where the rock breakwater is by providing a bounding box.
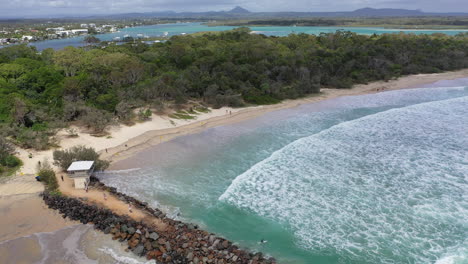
[42,178,276,264]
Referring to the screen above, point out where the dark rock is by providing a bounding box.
[149,232,159,240]
[103,226,111,234]
[132,245,144,256]
[42,179,268,264]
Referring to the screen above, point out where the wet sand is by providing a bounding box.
[0,194,76,243]
[1,69,467,263]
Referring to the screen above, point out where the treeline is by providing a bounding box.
[215,17,468,28]
[1,28,468,150]
[243,19,345,26]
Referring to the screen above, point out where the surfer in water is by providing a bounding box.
[259,239,268,244]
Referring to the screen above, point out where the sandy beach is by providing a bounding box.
[0,194,76,243]
[1,68,468,252]
[9,68,468,177]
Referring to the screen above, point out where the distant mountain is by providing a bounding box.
[228,6,250,14]
[4,6,468,20]
[107,7,468,19]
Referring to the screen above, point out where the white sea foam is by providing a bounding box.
[220,96,468,263]
[34,225,97,264]
[97,168,142,174]
[98,247,156,264]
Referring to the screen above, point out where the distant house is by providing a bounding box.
[22,35,34,41]
[46,27,65,32]
[71,29,88,35]
[56,30,72,37]
[80,23,88,28]
[67,161,95,189]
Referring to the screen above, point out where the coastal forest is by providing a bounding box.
[1,28,468,150]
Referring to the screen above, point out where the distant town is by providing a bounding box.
[0,19,178,46]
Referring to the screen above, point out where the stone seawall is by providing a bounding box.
[42,178,277,264]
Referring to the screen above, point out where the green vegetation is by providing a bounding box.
[194,106,211,113]
[36,160,58,191]
[169,110,197,120]
[84,36,101,43]
[210,17,468,29]
[53,145,110,171]
[0,137,21,176]
[1,28,468,150]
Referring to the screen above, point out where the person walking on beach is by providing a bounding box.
[103,193,107,201]
[128,204,133,213]
[229,111,232,116]
[105,148,108,153]
[61,175,64,182]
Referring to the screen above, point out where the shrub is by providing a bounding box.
[53,145,109,171]
[80,108,113,134]
[138,109,152,121]
[36,159,58,190]
[2,155,21,167]
[0,137,15,161]
[39,168,58,190]
[15,128,56,150]
[244,94,280,105]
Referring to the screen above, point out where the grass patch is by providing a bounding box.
[194,106,211,113]
[0,155,22,178]
[48,190,62,196]
[169,113,196,120]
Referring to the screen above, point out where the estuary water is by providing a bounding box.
[27,22,468,50]
[99,79,468,264]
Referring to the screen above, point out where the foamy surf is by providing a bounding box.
[101,83,468,264]
[220,96,468,263]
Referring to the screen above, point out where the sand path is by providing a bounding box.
[0,174,43,197]
[56,173,168,231]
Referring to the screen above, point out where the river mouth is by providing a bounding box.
[100,79,468,264]
[20,22,468,51]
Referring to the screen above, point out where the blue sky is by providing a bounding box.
[1,0,467,18]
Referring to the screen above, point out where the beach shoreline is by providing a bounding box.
[0,193,77,243]
[1,68,467,262]
[101,69,468,166]
[8,68,468,178]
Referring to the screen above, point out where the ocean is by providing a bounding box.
[25,22,468,51]
[94,79,468,264]
[3,80,466,264]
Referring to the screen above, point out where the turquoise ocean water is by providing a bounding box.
[27,22,468,50]
[99,79,468,264]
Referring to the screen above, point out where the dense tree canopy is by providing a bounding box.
[1,28,467,149]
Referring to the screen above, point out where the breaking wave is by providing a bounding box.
[220,96,468,263]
